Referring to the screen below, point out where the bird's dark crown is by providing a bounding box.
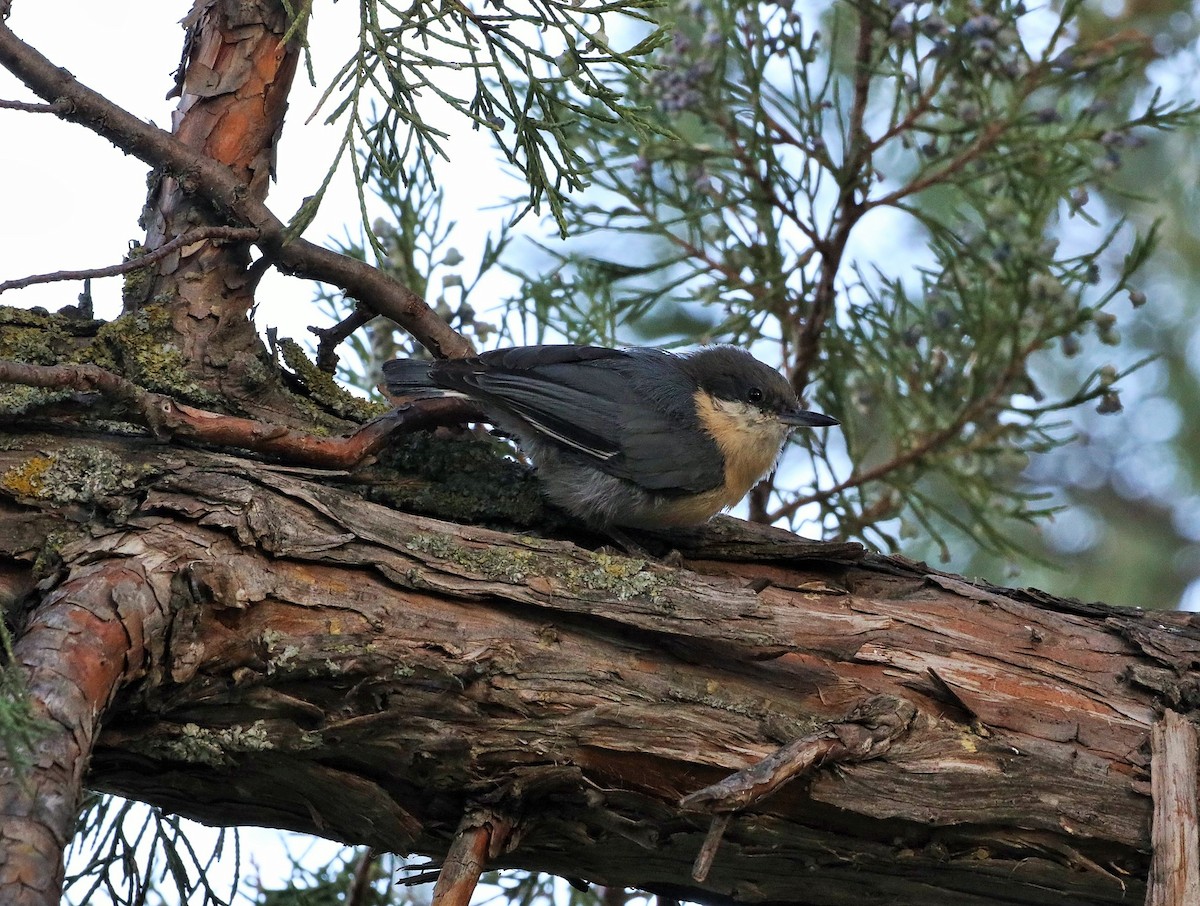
[680,346,799,414]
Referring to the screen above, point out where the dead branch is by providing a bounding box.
[1148,710,1200,906]
[679,695,917,814]
[432,814,508,906]
[309,302,377,374]
[0,97,69,113]
[0,227,260,294]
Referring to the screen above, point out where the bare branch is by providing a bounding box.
[309,303,377,374]
[679,695,916,814]
[346,849,378,906]
[0,227,259,294]
[432,823,491,906]
[1148,710,1200,906]
[0,97,69,113]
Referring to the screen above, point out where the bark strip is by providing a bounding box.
[1148,709,1200,906]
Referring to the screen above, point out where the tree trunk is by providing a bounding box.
[1,430,1193,905]
[131,0,300,411]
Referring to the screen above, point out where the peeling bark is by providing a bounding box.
[134,0,302,410]
[1,431,1194,904]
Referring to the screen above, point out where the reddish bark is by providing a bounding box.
[137,0,300,367]
[0,561,167,906]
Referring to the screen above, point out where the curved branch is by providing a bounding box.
[0,359,481,468]
[0,20,472,360]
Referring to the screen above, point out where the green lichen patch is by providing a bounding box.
[405,532,668,602]
[279,338,387,423]
[131,720,319,769]
[0,309,73,364]
[0,385,76,416]
[0,447,139,504]
[85,305,218,407]
[561,552,668,602]
[407,532,542,583]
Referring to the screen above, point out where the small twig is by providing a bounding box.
[691,814,730,883]
[1148,710,1200,906]
[0,97,70,113]
[309,303,377,374]
[0,359,482,469]
[397,869,442,887]
[346,848,377,906]
[431,822,491,906]
[0,226,259,294]
[791,13,875,397]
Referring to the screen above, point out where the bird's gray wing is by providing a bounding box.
[432,347,631,461]
[434,347,723,493]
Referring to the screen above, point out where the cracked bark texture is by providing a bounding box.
[1,432,1194,905]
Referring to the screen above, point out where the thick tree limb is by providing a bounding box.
[3,434,1190,904]
[0,18,471,359]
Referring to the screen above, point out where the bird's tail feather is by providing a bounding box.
[382,359,445,399]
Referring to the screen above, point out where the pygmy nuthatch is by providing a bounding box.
[383,344,838,529]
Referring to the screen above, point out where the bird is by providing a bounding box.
[382,344,838,529]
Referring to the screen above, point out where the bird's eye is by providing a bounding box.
[747,387,764,404]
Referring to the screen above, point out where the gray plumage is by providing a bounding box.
[383,345,835,528]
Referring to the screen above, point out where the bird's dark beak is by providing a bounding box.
[779,408,839,427]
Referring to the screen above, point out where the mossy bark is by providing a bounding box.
[0,428,1193,906]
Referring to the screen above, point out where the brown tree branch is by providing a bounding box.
[432,821,493,906]
[0,19,472,360]
[0,227,260,294]
[0,560,167,906]
[0,359,481,468]
[346,848,378,906]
